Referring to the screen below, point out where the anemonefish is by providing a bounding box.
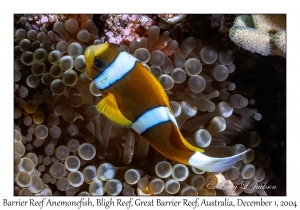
[84,43,248,172]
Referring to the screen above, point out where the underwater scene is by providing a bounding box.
[13,14,286,196]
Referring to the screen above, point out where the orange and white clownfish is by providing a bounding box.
[84,43,248,172]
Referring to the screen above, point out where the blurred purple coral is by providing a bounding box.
[105,31,114,38]
[131,15,137,21]
[30,24,40,32]
[23,14,65,29]
[105,31,115,43]
[100,14,157,45]
[41,16,48,24]
[122,14,129,20]
[121,27,131,36]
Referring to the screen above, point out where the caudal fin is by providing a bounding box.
[188,149,250,172]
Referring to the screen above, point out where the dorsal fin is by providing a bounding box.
[142,64,203,152]
[142,65,173,114]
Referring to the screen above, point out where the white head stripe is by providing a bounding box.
[93,51,137,90]
[132,106,178,134]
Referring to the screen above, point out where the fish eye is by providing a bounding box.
[93,57,105,70]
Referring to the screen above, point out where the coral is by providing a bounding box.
[229,14,286,58]
[17,14,66,29]
[158,14,187,25]
[13,14,283,196]
[100,14,157,44]
[158,14,187,30]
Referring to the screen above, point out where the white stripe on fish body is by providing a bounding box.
[93,51,138,90]
[132,106,178,134]
[167,108,178,127]
[188,149,250,172]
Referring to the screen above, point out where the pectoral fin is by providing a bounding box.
[96,92,132,126]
